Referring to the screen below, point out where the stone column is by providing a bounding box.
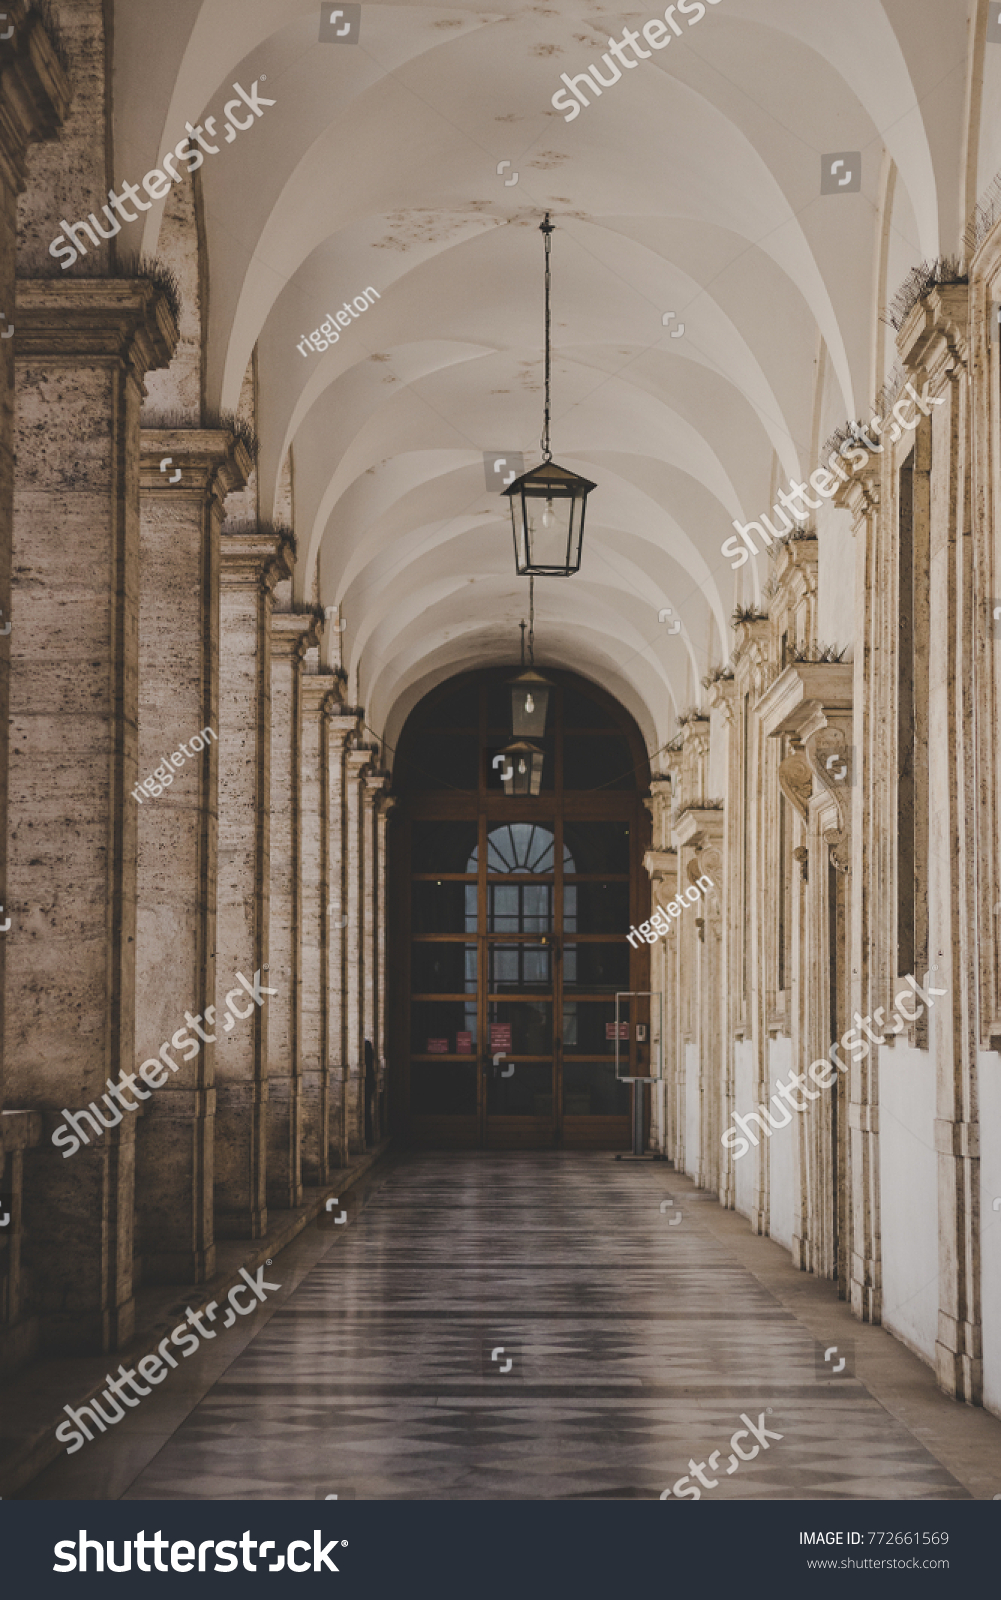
[7,279,175,1352]
[898,286,980,1401]
[135,428,250,1282]
[374,792,397,1141]
[268,611,319,1210]
[300,673,337,1186]
[0,8,70,1150]
[326,708,359,1166]
[215,531,293,1239]
[345,742,374,1153]
[362,770,388,1146]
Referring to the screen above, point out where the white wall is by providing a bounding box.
[980,1048,1001,1419]
[733,1038,756,1218]
[768,1037,794,1251]
[879,1038,938,1363]
[685,1040,700,1181]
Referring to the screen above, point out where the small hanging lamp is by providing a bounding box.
[498,739,545,797]
[504,216,596,577]
[507,577,553,737]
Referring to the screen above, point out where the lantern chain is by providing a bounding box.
[540,214,554,465]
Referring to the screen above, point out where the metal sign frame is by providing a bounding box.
[613,991,664,1082]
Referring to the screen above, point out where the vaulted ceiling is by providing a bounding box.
[118,0,990,753]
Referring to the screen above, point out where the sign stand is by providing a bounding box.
[612,991,665,1161]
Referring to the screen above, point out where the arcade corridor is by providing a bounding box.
[20,1153,1000,1502]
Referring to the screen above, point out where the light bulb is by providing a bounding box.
[525,693,535,714]
[541,499,555,530]
[518,759,527,776]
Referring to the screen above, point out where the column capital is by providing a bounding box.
[271,610,320,660]
[13,279,178,374]
[326,707,362,744]
[302,673,341,716]
[139,428,252,508]
[364,769,390,797]
[0,2,72,192]
[220,530,294,593]
[346,742,376,779]
[897,281,970,384]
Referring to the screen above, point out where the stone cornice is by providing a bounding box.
[642,847,676,882]
[271,611,320,660]
[775,535,818,586]
[836,460,881,524]
[301,674,340,714]
[219,530,295,593]
[756,662,854,739]
[139,429,253,505]
[0,3,72,192]
[705,676,737,723]
[896,282,970,381]
[13,280,178,374]
[672,807,725,849]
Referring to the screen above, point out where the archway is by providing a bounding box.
[388,667,652,1149]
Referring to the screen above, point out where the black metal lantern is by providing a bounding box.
[504,216,597,578]
[498,739,544,797]
[507,668,552,738]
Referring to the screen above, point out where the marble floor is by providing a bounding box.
[23,1152,1001,1500]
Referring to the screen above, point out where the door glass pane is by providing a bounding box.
[412,881,477,934]
[411,942,476,994]
[411,1000,477,1055]
[564,881,629,933]
[488,942,552,993]
[487,882,553,933]
[487,1000,552,1055]
[411,1063,478,1115]
[397,733,480,791]
[487,1062,553,1115]
[562,1000,628,1055]
[411,821,479,873]
[562,942,629,992]
[563,1063,630,1115]
[563,735,635,790]
[563,821,630,873]
[484,823,555,873]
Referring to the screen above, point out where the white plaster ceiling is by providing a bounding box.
[121,0,975,757]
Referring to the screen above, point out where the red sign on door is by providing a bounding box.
[489,1023,512,1052]
[455,1031,473,1054]
[606,1022,629,1040]
[426,1037,449,1053]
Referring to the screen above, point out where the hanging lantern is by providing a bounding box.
[504,216,597,578]
[505,461,596,577]
[507,668,553,738]
[498,739,544,797]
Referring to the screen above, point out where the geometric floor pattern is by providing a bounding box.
[122,1153,970,1500]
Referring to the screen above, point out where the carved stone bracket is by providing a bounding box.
[778,743,813,824]
[805,726,852,873]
